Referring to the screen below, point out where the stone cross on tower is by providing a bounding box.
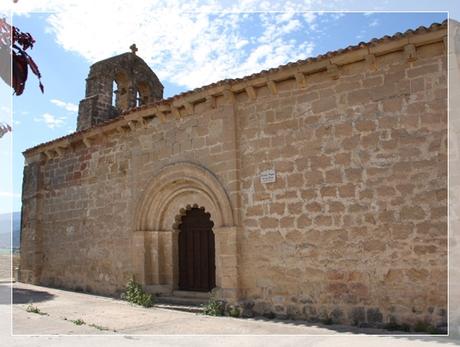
[130,43,138,55]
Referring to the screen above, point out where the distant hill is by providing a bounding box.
[0,211,21,249]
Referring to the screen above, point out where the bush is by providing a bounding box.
[121,279,154,308]
[71,318,85,326]
[322,317,333,325]
[414,321,440,334]
[202,295,224,316]
[228,305,241,318]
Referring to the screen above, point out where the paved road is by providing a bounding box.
[0,282,458,346]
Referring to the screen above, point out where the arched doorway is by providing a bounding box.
[178,207,216,292]
[133,162,238,301]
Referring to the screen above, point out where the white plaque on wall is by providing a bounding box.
[260,169,276,184]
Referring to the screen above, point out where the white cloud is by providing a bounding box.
[34,112,66,129]
[303,12,318,25]
[2,0,342,15]
[369,19,380,27]
[8,3,327,90]
[330,13,345,20]
[50,99,78,112]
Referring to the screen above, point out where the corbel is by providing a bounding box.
[206,95,217,109]
[116,125,126,134]
[403,44,417,62]
[55,139,70,156]
[82,137,91,148]
[245,84,257,100]
[184,102,194,116]
[172,107,181,119]
[59,139,71,149]
[327,62,339,80]
[97,128,107,140]
[44,150,54,160]
[55,146,64,156]
[127,120,137,131]
[139,117,148,128]
[294,71,307,88]
[365,53,377,70]
[266,78,278,95]
[223,88,235,104]
[156,109,166,123]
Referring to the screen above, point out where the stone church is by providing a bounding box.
[20,21,447,328]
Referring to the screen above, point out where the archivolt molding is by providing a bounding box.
[135,162,234,231]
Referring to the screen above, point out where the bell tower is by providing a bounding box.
[77,45,163,131]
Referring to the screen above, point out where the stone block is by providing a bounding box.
[349,307,366,325]
[366,308,383,325]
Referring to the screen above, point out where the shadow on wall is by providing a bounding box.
[247,316,458,344]
[12,287,55,304]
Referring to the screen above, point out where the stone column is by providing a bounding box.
[146,231,160,284]
[162,230,179,289]
[213,226,239,302]
[135,230,176,294]
[132,230,146,284]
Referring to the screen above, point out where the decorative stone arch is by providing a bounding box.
[132,162,238,302]
[135,162,234,231]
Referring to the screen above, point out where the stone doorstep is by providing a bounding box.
[154,290,211,313]
[156,295,208,306]
[154,301,205,314]
[155,294,209,314]
[172,290,210,300]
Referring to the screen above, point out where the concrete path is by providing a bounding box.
[0,282,458,346]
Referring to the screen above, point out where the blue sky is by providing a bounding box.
[0,10,448,213]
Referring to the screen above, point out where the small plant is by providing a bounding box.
[89,323,110,331]
[426,325,441,334]
[26,304,48,316]
[71,318,86,326]
[414,321,440,334]
[384,321,401,331]
[202,294,224,316]
[227,305,241,318]
[400,323,411,332]
[121,278,154,308]
[384,317,412,332]
[321,317,333,325]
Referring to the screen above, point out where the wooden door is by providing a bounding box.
[178,208,216,292]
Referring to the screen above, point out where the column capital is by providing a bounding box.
[135,229,177,234]
[213,225,239,235]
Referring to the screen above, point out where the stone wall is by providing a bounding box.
[21,26,447,329]
[22,102,239,296]
[237,41,447,327]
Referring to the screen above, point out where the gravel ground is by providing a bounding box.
[0,282,456,347]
